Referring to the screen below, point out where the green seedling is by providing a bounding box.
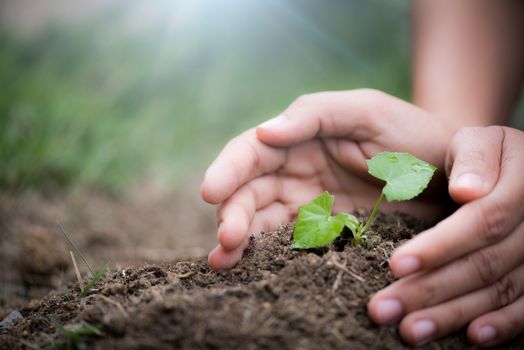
[292,152,436,249]
[59,222,107,299]
[78,265,108,299]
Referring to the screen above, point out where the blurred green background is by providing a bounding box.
[0,0,521,193]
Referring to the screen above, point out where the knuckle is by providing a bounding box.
[477,201,509,245]
[453,126,490,140]
[453,126,477,140]
[456,148,489,167]
[469,248,501,286]
[352,88,389,108]
[417,280,439,308]
[292,93,318,108]
[245,182,261,207]
[348,89,391,124]
[449,127,480,157]
[451,125,505,157]
[354,88,386,100]
[245,139,261,170]
[225,133,246,151]
[224,137,237,150]
[489,275,520,308]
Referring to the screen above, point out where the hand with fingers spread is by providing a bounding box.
[368,126,524,347]
[200,89,454,271]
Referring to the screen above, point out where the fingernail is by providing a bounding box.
[412,319,436,345]
[453,173,484,190]
[477,326,497,344]
[258,115,289,129]
[395,256,421,276]
[375,299,402,324]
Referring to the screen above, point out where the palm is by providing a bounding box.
[270,139,377,215]
[269,138,445,223]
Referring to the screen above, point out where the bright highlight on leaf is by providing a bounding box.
[366,152,436,201]
[292,152,436,249]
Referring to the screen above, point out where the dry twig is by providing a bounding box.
[70,251,85,290]
[329,256,365,282]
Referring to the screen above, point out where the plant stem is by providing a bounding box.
[361,191,384,234]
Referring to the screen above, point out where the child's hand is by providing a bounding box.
[368,126,524,346]
[201,89,453,271]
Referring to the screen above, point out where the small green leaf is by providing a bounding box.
[292,192,359,249]
[79,265,107,299]
[367,152,436,202]
[337,212,359,236]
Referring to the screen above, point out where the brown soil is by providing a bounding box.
[0,187,216,312]
[1,212,523,349]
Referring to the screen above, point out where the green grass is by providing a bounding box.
[0,1,412,192]
[78,266,107,299]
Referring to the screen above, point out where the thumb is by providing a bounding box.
[446,126,503,204]
[256,89,391,146]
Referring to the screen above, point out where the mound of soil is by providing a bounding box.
[0,188,215,311]
[1,213,523,349]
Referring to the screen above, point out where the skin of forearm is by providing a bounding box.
[412,0,524,129]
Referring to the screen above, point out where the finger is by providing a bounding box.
[209,203,292,271]
[369,221,524,324]
[200,128,287,204]
[446,126,504,204]
[208,236,250,271]
[256,89,451,169]
[256,90,381,146]
[390,128,524,277]
[247,201,292,235]
[468,294,524,347]
[398,261,524,346]
[216,175,283,251]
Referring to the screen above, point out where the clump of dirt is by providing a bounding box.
[18,226,70,287]
[1,213,523,349]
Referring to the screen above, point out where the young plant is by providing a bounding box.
[292,152,436,249]
[78,265,108,299]
[59,223,108,299]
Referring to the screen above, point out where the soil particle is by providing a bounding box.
[101,283,127,296]
[1,213,523,349]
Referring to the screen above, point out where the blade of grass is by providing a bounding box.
[58,222,95,276]
[79,265,107,299]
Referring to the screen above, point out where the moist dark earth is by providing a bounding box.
[1,211,523,349]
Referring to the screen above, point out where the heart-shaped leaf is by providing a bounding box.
[366,152,436,202]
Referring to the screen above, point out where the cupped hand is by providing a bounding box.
[368,126,524,347]
[201,89,453,271]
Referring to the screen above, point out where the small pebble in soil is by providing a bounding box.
[0,310,24,332]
